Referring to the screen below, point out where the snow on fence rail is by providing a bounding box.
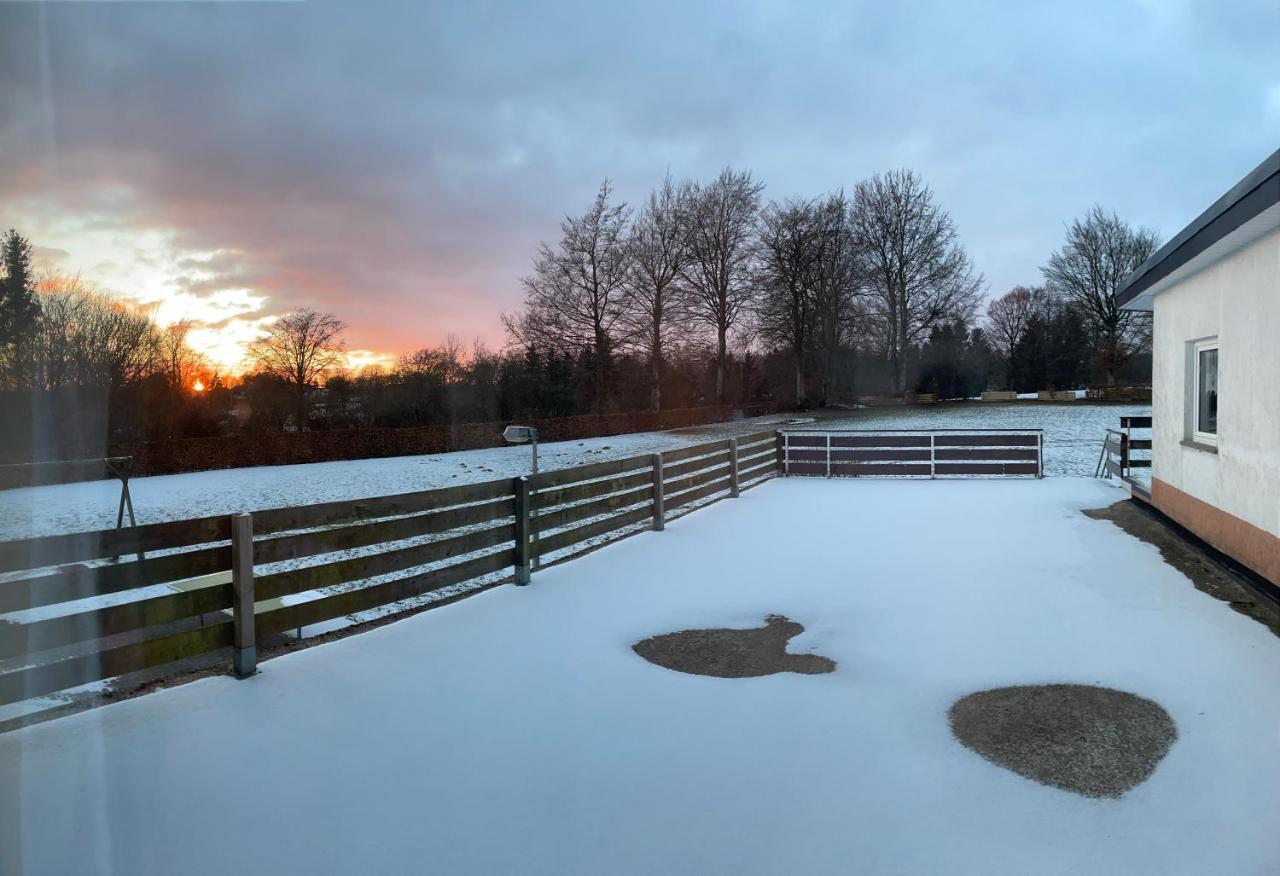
[0,430,780,707]
[780,429,1044,478]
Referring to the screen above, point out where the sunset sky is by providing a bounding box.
[3,0,1278,372]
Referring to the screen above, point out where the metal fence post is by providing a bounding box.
[929,433,936,479]
[825,434,832,478]
[231,512,256,678]
[651,453,665,531]
[729,438,740,497]
[530,478,540,572]
[778,431,786,476]
[514,477,531,585]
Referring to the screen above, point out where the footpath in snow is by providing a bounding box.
[2,477,1277,875]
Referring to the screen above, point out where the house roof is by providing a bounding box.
[1117,147,1280,311]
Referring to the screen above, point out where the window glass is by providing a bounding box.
[1197,347,1217,435]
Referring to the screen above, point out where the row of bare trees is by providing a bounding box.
[1,274,207,396]
[505,167,987,411]
[0,188,1158,458]
[504,170,769,412]
[985,206,1158,389]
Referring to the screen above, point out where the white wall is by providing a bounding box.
[1151,227,1280,538]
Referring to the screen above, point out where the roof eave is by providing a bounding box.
[1116,147,1280,310]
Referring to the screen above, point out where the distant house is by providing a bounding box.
[1117,147,1280,588]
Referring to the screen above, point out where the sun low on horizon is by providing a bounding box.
[19,216,406,376]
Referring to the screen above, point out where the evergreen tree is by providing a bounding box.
[0,229,43,385]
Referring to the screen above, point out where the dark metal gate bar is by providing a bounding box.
[781,429,1044,479]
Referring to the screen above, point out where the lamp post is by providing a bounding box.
[502,425,539,476]
[504,425,541,574]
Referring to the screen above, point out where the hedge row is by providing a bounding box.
[3,405,742,486]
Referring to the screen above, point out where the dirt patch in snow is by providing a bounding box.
[1084,500,1280,637]
[633,614,835,678]
[949,684,1176,798]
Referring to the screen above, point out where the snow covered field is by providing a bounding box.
[3,477,1277,875]
[0,403,1146,540]
[811,402,1150,478]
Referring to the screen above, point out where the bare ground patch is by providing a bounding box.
[1084,500,1280,636]
[633,614,835,678]
[950,684,1176,798]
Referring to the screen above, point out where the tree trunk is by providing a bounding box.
[894,352,908,397]
[794,355,806,408]
[716,325,727,404]
[295,386,309,432]
[650,336,662,412]
[593,328,611,412]
[897,311,911,397]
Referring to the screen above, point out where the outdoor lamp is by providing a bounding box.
[503,425,540,476]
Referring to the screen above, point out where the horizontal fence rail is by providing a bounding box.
[1096,418,1151,482]
[0,429,782,708]
[781,429,1044,479]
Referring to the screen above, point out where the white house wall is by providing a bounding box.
[1151,226,1280,545]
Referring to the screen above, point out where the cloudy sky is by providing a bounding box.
[2,0,1278,371]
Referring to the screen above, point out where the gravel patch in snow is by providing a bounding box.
[632,614,835,678]
[949,683,1177,798]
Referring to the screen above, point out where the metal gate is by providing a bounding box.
[781,429,1044,478]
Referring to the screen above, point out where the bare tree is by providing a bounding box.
[682,167,764,403]
[34,276,159,391]
[985,285,1047,385]
[811,192,864,405]
[755,197,823,406]
[400,334,466,383]
[624,174,693,411]
[248,308,347,429]
[851,169,984,395]
[158,319,209,391]
[1041,205,1158,384]
[504,180,632,411]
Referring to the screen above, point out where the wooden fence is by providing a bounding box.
[1086,385,1153,402]
[781,429,1044,478]
[1096,416,1152,481]
[0,430,779,707]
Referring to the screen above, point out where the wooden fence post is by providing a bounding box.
[231,512,256,678]
[729,438,740,497]
[651,453,665,531]
[514,476,531,585]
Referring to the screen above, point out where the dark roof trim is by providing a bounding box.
[1116,147,1280,307]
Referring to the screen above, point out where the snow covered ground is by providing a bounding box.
[0,415,791,540]
[810,402,1149,478]
[3,477,1277,875]
[0,404,1145,540]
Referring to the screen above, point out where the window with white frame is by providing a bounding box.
[1192,338,1218,444]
